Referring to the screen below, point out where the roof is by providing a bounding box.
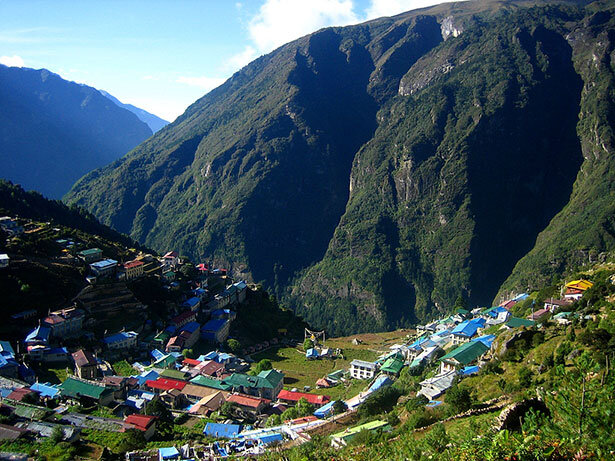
[472,334,496,348]
[123,260,144,269]
[59,378,111,400]
[380,355,405,374]
[180,321,200,334]
[160,369,187,381]
[182,358,201,367]
[506,317,536,328]
[182,297,200,308]
[565,279,593,291]
[0,423,29,440]
[189,375,232,391]
[528,308,550,320]
[440,340,489,365]
[158,447,180,459]
[78,248,102,256]
[226,393,269,408]
[72,350,96,367]
[369,375,393,393]
[89,259,118,269]
[7,388,35,401]
[125,414,156,431]
[170,310,196,325]
[30,382,59,399]
[25,326,51,342]
[202,318,228,332]
[102,331,138,345]
[196,360,225,376]
[451,318,486,338]
[277,390,330,406]
[331,420,391,440]
[350,359,376,369]
[163,251,179,258]
[257,369,284,388]
[203,422,242,438]
[313,400,336,417]
[146,378,186,392]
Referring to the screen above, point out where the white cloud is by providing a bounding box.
[142,75,155,80]
[365,0,458,19]
[176,76,226,91]
[0,55,24,67]
[225,45,258,71]
[248,0,359,54]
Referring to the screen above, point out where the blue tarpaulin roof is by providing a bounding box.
[314,400,336,418]
[460,365,480,376]
[158,447,180,459]
[151,349,165,361]
[204,422,242,438]
[472,334,496,348]
[369,375,393,393]
[255,432,284,444]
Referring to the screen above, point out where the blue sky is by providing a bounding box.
[0,0,455,121]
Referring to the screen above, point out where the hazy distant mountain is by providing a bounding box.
[66,0,615,335]
[0,64,153,198]
[99,90,169,133]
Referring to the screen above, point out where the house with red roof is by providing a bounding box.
[277,390,330,407]
[122,260,144,280]
[125,414,157,440]
[162,251,179,268]
[145,378,186,394]
[170,311,197,329]
[226,393,270,414]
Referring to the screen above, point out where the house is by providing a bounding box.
[553,311,573,325]
[0,423,29,441]
[160,388,187,409]
[42,308,85,338]
[226,393,270,414]
[24,326,50,351]
[123,260,144,280]
[349,360,378,380]
[224,369,284,400]
[409,345,440,369]
[72,350,98,379]
[277,390,330,408]
[102,376,130,400]
[505,317,536,329]
[203,422,242,439]
[158,447,181,460]
[380,353,405,377]
[77,248,103,263]
[189,375,233,392]
[201,319,231,343]
[125,389,155,412]
[450,318,486,345]
[30,382,60,401]
[7,387,38,403]
[89,259,118,278]
[0,254,9,269]
[146,378,187,394]
[418,370,457,400]
[528,308,550,321]
[17,421,80,442]
[330,420,391,448]
[188,391,226,415]
[103,331,138,350]
[59,377,114,406]
[162,251,179,268]
[544,298,572,312]
[564,279,593,300]
[439,340,489,375]
[182,297,201,311]
[169,310,197,329]
[0,217,23,235]
[125,414,157,440]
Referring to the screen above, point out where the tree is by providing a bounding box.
[303,338,313,351]
[295,397,314,417]
[145,399,172,423]
[517,366,533,388]
[358,387,401,417]
[332,400,348,414]
[50,425,64,444]
[445,384,473,413]
[220,401,238,418]
[253,359,273,375]
[227,338,241,353]
[266,414,281,427]
[454,295,468,309]
[117,429,146,452]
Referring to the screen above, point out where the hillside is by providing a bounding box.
[0,64,153,198]
[65,0,615,335]
[99,90,169,133]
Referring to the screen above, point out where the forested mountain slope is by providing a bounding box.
[65,0,615,335]
[0,65,152,198]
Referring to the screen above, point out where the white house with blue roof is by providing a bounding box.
[450,318,486,345]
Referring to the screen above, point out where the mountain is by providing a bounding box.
[65,0,615,335]
[0,64,153,198]
[99,90,169,133]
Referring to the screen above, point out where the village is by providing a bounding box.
[0,214,595,460]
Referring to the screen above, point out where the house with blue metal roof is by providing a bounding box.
[203,422,242,438]
[158,446,180,460]
[0,355,19,379]
[201,319,230,343]
[182,297,201,311]
[30,382,60,400]
[472,334,496,348]
[451,318,486,345]
[25,326,51,346]
[103,331,138,350]
[89,259,118,278]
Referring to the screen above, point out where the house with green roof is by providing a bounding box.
[380,354,405,376]
[160,369,188,381]
[59,377,113,406]
[14,403,51,421]
[439,341,489,375]
[505,317,536,329]
[224,369,284,400]
[331,420,391,448]
[190,375,232,392]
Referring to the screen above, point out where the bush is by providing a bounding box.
[358,386,401,417]
[227,338,241,353]
[517,366,533,387]
[333,400,348,414]
[445,384,473,413]
[407,408,437,429]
